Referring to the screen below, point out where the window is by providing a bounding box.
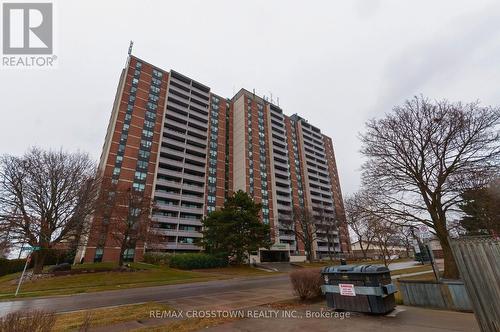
[142,129,153,138]
[129,207,141,217]
[113,167,120,176]
[144,120,155,129]
[141,139,152,149]
[123,248,135,262]
[94,248,103,263]
[132,182,145,191]
[137,160,148,169]
[135,171,147,181]
[179,237,195,244]
[153,69,163,78]
[138,150,150,159]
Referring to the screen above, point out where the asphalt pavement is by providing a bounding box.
[0,274,290,317]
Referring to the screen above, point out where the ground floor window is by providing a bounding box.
[94,248,103,262]
[123,248,135,262]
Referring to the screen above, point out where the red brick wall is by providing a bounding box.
[84,56,168,263]
[322,135,351,253]
[284,116,305,254]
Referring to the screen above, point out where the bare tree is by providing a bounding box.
[281,206,318,262]
[344,193,377,259]
[397,225,417,259]
[92,182,157,267]
[360,96,500,278]
[315,207,339,261]
[0,148,98,272]
[371,218,400,267]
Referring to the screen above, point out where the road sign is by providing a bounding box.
[418,225,432,239]
[21,246,41,251]
[339,283,356,296]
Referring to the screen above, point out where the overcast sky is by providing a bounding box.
[1,0,500,196]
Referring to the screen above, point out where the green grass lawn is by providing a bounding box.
[0,263,222,300]
[0,263,277,300]
[390,264,433,276]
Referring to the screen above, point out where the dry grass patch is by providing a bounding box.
[52,302,172,332]
[132,316,241,332]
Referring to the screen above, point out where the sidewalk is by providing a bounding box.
[205,303,480,332]
[90,283,295,332]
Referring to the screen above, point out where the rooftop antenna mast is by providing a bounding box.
[128,40,134,55]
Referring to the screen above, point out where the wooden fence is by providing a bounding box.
[399,279,472,311]
[450,236,500,332]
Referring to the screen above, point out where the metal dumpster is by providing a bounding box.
[321,264,397,314]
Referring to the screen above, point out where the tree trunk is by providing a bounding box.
[439,236,460,279]
[33,250,46,274]
[434,220,460,279]
[118,243,126,267]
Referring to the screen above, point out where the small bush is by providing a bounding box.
[290,269,323,300]
[143,252,171,265]
[48,263,71,272]
[169,253,228,270]
[0,310,56,332]
[0,258,26,277]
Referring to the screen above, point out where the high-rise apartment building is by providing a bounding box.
[79,53,350,263]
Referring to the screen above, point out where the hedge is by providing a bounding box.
[169,253,228,270]
[143,252,171,265]
[0,258,27,277]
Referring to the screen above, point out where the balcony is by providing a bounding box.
[161,145,186,155]
[181,182,205,192]
[159,157,184,169]
[155,178,182,188]
[155,191,181,200]
[179,205,204,214]
[158,229,202,238]
[279,234,296,241]
[163,243,202,251]
[152,215,179,224]
[183,163,206,174]
[181,194,205,204]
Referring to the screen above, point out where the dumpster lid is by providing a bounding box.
[321,264,390,274]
